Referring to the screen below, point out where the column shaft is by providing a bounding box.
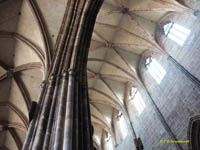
[22,0,103,149]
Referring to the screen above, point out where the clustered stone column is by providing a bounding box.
[22,0,103,149]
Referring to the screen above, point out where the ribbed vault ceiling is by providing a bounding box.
[0,0,195,149]
[87,0,190,149]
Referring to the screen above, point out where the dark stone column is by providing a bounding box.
[22,0,103,149]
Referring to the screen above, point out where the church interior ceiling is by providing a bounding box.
[0,0,197,149]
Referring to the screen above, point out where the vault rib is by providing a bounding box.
[89,88,123,110]
[93,137,101,150]
[90,98,121,111]
[88,69,123,103]
[92,114,115,142]
[0,62,42,111]
[8,128,23,150]
[13,74,31,111]
[98,8,122,18]
[88,58,136,79]
[96,22,162,51]
[27,0,52,69]
[87,72,133,82]
[126,12,152,38]
[0,31,46,68]
[0,121,27,132]
[91,31,137,74]
[0,102,28,129]
[0,62,42,81]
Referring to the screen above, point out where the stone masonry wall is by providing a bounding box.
[137,50,200,150]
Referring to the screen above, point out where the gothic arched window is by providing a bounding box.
[145,57,166,84]
[163,22,191,46]
[117,111,128,139]
[129,87,145,115]
[105,132,113,150]
[105,132,111,142]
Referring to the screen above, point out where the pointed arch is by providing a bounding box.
[0,31,46,68]
[27,0,52,69]
[0,102,28,129]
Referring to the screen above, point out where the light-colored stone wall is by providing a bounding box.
[121,12,200,150]
[135,51,200,150]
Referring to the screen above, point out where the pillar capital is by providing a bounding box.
[68,69,76,76]
[40,80,47,88]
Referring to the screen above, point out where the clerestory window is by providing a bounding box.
[163,22,191,46]
[105,132,113,150]
[130,87,145,115]
[117,112,128,139]
[105,132,111,142]
[145,57,166,84]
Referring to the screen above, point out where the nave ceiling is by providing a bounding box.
[0,0,197,149]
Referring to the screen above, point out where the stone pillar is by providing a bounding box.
[22,0,103,149]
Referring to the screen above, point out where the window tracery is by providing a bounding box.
[130,87,145,115]
[163,22,191,46]
[145,57,166,84]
